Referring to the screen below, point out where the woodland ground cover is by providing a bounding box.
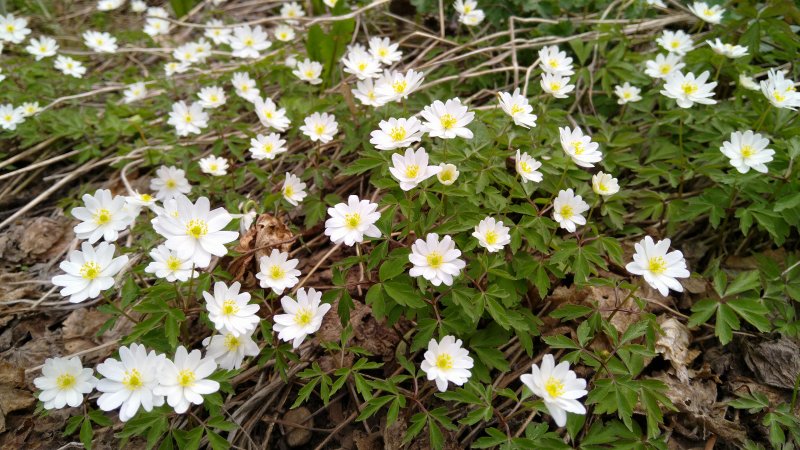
[0,0,799,449]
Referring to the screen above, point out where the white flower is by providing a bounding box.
[285,54,298,67]
[0,104,24,131]
[459,10,485,26]
[198,86,226,108]
[150,165,191,201]
[71,188,131,243]
[273,24,295,42]
[540,73,575,99]
[153,346,220,414]
[203,281,261,336]
[760,69,800,110]
[229,25,271,59]
[52,242,128,303]
[626,236,690,296]
[368,37,402,65]
[472,217,511,252]
[559,126,602,168]
[83,30,118,53]
[420,336,473,392]
[125,191,158,214]
[145,244,199,282]
[538,45,575,76]
[34,357,97,410]
[300,112,338,143]
[591,172,620,196]
[96,344,166,421]
[249,132,287,160]
[54,55,87,78]
[0,13,31,44]
[281,2,306,22]
[644,53,685,79]
[614,82,642,104]
[661,71,717,108]
[167,101,209,137]
[342,48,382,80]
[26,36,58,60]
[164,61,190,77]
[552,189,590,233]
[130,0,147,13]
[646,0,666,7]
[293,58,323,85]
[389,147,441,191]
[203,329,260,370]
[20,102,41,117]
[454,0,478,15]
[409,233,466,286]
[144,8,170,36]
[352,78,387,107]
[498,88,537,128]
[204,19,231,45]
[738,73,760,91]
[123,82,147,104]
[254,97,291,131]
[720,130,774,174]
[370,117,424,150]
[375,69,425,103]
[152,195,238,268]
[282,173,307,206]
[515,150,543,183]
[656,30,692,55]
[274,288,330,349]
[256,249,301,295]
[323,0,339,7]
[230,72,260,102]
[97,0,124,10]
[706,39,748,58]
[437,163,460,185]
[199,156,229,177]
[420,98,474,139]
[688,1,724,24]
[324,195,381,246]
[520,354,588,427]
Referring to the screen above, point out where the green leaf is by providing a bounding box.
[724,271,761,297]
[80,417,93,450]
[383,280,427,308]
[206,430,230,450]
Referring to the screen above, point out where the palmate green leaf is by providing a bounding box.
[723,271,761,297]
[727,298,772,333]
[383,280,427,308]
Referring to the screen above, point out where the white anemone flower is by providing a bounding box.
[203,329,260,370]
[760,69,800,110]
[540,73,575,98]
[626,236,690,296]
[167,101,209,137]
[472,217,511,252]
[300,112,338,143]
[706,39,748,58]
[254,97,291,131]
[150,165,191,201]
[26,36,58,60]
[614,82,642,104]
[145,244,199,282]
[656,30,693,55]
[249,133,287,160]
[282,173,307,206]
[198,86,226,108]
[123,82,147,104]
[83,30,117,53]
[256,249,301,295]
[368,37,402,65]
[352,78,387,107]
[389,147,441,191]
[552,189,590,232]
[370,117,424,150]
[324,195,381,246]
[661,71,717,108]
[420,336,474,392]
[419,98,475,139]
[559,126,603,168]
[96,344,167,422]
[203,281,261,336]
[199,155,229,176]
[0,104,24,130]
[292,58,323,85]
[520,354,588,427]
[153,346,220,414]
[273,288,331,348]
[231,72,261,102]
[538,45,575,76]
[273,24,295,42]
[342,48,382,80]
[498,88,537,128]
[644,53,685,79]
[204,19,231,45]
[515,150,543,183]
[52,242,128,303]
[591,172,620,197]
[54,56,87,78]
[409,233,466,286]
[71,188,131,243]
[437,163,460,185]
[375,69,425,103]
[229,25,271,59]
[688,1,724,24]
[720,130,774,174]
[34,357,97,410]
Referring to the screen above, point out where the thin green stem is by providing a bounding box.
[754,106,770,131]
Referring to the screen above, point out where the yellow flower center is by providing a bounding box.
[269,264,285,279]
[209,163,218,171]
[572,141,585,155]
[263,109,273,118]
[389,126,407,141]
[647,256,667,275]
[426,252,443,268]
[279,32,288,40]
[464,5,472,13]
[262,143,274,154]
[484,231,498,245]
[623,91,632,99]
[3,115,10,122]
[284,185,294,198]
[210,94,218,102]
[544,376,565,398]
[597,182,608,192]
[80,261,102,280]
[404,164,420,178]
[378,48,387,57]
[703,8,714,16]
[548,58,559,68]
[435,353,453,370]
[510,104,524,114]
[740,145,754,158]
[177,369,196,387]
[392,80,407,94]
[184,114,193,123]
[122,369,143,390]
[681,82,698,95]
[560,205,573,219]
[314,124,326,136]
[519,161,531,173]
[660,64,671,74]
[439,170,453,182]
[186,219,208,239]
[773,91,786,102]
[94,208,112,225]
[304,70,315,78]
[243,37,254,47]
[439,113,457,130]
[241,85,249,92]
[56,373,77,390]
[166,179,177,188]
[224,334,240,350]
[166,256,182,271]
[670,41,680,49]
[549,82,562,91]
[6,25,14,32]
[344,213,361,229]
[221,299,239,316]
[357,62,367,71]
[39,45,46,52]
[294,307,313,326]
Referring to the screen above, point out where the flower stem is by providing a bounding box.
[754,106,770,132]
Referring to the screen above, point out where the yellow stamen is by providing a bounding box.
[404,164,420,178]
[439,114,457,130]
[185,219,208,239]
[94,208,112,225]
[56,373,77,390]
[544,377,564,397]
[389,126,407,141]
[560,205,573,219]
[435,353,453,370]
[294,307,313,326]
[223,334,240,350]
[648,256,667,275]
[426,252,443,268]
[122,369,143,390]
[177,369,196,387]
[344,213,361,229]
[80,262,102,280]
[221,299,239,316]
